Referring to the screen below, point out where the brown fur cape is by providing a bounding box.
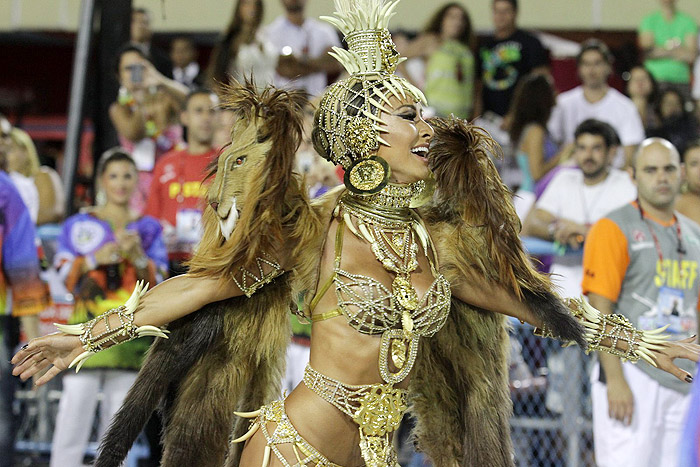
[95,82,322,467]
[409,117,585,467]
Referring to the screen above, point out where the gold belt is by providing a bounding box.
[302,365,406,467]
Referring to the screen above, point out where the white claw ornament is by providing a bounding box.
[55,281,169,372]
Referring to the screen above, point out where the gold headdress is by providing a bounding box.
[312,0,426,194]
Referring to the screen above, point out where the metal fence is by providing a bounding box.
[13,378,150,466]
[510,322,595,467]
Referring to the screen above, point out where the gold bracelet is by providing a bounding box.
[535,297,670,367]
[55,281,169,371]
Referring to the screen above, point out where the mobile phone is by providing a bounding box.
[130,64,145,84]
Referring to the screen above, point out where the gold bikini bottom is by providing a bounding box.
[234,399,342,467]
[302,365,406,467]
[233,366,407,467]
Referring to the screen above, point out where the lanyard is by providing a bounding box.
[636,200,685,262]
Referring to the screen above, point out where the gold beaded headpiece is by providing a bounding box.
[312,0,427,194]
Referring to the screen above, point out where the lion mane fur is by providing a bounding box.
[188,80,322,282]
[424,116,585,348]
[410,301,512,466]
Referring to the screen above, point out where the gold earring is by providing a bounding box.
[344,155,390,194]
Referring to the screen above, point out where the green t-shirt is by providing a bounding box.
[639,10,698,84]
[424,40,474,119]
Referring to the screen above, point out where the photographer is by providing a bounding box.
[109,45,188,213]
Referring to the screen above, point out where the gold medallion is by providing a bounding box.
[345,156,390,194]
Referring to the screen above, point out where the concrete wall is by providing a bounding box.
[1,0,699,32]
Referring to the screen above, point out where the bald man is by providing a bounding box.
[582,138,700,467]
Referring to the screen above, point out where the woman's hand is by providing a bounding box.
[11,333,85,386]
[94,242,120,266]
[650,335,699,383]
[116,230,145,262]
[142,59,166,89]
[606,375,635,425]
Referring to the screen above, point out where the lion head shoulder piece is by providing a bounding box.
[312,0,427,194]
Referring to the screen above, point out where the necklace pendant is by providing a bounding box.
[393,275,418,310]
[401,309,414,337]
[391,231,406,250]
[390,339,407,369]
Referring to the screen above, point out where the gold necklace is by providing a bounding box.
[336,181,436,383]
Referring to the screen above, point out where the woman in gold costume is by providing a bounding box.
[12,1,700,467]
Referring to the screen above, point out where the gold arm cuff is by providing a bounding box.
[231,254,283,298]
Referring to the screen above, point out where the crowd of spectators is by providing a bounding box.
[2,0,700,465]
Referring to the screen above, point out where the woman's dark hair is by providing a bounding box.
[508,74,556,144]
[423,3,475,52]
[494,0,518,11]
[113,44,152,76]
[207,0,265,84]
[626,65,659,105]
[655,87,687,119]
[97,147,137,177]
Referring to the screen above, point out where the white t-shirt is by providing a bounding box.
[261,16,341,97]
[231,38,278,87]
[548,86,645,147]
[535,167,637,297]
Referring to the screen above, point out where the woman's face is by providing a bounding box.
[101,160,138,206]
[660,91,683,119]
[627,67,652,99]
[441,6,465,40]
[375,96,434,184]
[238,0,259,25]
[5,140,27,174]
[118,51,146,92]
[684,147,700,193]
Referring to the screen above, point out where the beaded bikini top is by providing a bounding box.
[310,181,451,384]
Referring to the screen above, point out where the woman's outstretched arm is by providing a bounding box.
[11,273,247,385]
[450,272,540,325]
[450,275,699,384]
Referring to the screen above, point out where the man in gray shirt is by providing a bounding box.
[582,138,700,467]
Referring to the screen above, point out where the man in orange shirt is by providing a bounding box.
[144,89,219,275]
[582,137,700,467]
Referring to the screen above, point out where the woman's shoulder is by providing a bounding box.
[518,123,546,147]
[522,122,546,137]
[132,214,163,230]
